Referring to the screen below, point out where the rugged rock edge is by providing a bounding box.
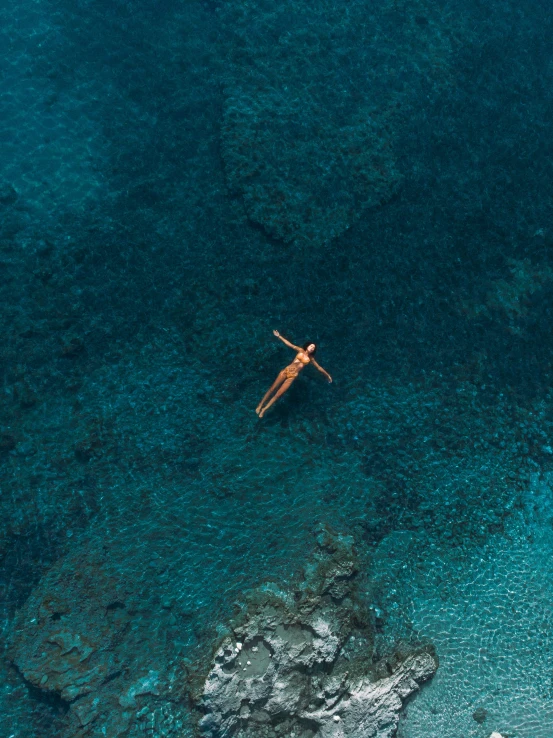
[197,526,438,738]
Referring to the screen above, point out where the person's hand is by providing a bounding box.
[273,330,280,337]
[328,376,333,383]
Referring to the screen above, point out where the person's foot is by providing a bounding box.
[258,408,265,418]
[256,405,262,415]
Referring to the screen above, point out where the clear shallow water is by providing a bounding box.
[377,476,553,738]
[2,0,553,736]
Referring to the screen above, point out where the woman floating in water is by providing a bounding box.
[256,330,332,418]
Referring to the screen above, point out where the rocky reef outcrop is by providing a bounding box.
[198,526,437,738]
[9,537,188,737]
[9,525,436,737]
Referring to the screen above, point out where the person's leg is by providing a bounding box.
[259,378,294,417]
[256,371,286,414]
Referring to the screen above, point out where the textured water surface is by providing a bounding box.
[2,0,553,736]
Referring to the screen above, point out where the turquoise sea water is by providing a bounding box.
[2,0,553,736]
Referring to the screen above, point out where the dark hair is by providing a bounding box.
[303,341,317,354]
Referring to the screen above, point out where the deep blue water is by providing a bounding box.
[1,0,553,736]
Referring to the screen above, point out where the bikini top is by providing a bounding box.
[294,352,311,365]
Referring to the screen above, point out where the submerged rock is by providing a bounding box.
[220,0,465,247]
[9,539,187,737]
[473,706,487,724]
[0,182,18,206]
[198,526,437,738]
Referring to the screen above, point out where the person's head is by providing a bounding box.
[303,341,317,355]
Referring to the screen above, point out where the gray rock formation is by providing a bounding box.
[198,527,437,738]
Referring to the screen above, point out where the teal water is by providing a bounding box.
[1,0,553,736]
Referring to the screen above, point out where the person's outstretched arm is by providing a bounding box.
[273,330,302,351]
[311,358,332,383]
